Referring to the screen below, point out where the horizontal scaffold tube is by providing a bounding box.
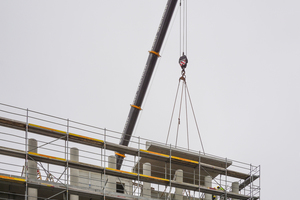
[0,146,258,200]
[0,116,258,182]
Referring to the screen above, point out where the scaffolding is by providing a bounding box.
[0,103,260,200]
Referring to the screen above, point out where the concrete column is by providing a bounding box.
[28,139,37,179]
[70,147,79,200]
[204,176,212,200]
[107,155,116,192]
[231,182,239,200]
[28,138,38,200]
[174,169,183,200]
[143,163,151,197]
[70,147,79,186]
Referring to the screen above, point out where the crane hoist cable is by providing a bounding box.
[166,0,205,153]
[179,0,188,56]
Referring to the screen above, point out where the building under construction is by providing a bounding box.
[0,103,260,200]
[0,0,260,199]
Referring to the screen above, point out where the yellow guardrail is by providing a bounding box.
[29,123,199,166]
[28,152,66,161]
[0,175,25,182]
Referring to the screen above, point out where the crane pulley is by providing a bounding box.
[179,53,188,70]
[179,53,188,81]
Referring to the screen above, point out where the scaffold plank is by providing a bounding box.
[239,174,259,191]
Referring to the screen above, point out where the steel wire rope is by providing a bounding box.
[175,81,185,147]
[186,85,205,154]
[169,0,190,148]
[182,0,185,54]
[179,0,188,55]
[179,0,181,56]
[184,82,189,150]
[165,81,181,144]
[185,0,188,54]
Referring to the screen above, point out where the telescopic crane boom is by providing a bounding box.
[116,0,178,170]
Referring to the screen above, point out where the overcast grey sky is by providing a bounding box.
[1,0,299,199]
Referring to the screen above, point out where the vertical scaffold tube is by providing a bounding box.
[116,0,178,170]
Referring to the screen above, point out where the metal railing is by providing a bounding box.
[0,102,260,200]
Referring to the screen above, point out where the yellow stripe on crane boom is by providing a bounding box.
[131,104,142,110]
[115,152,125,158]
[149,51,161,57]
